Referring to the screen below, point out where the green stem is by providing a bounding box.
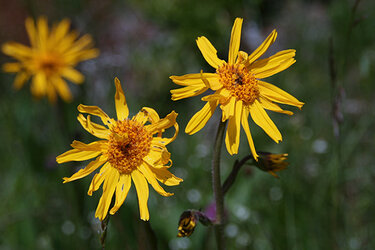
[100,214,110,250]
[212,120,226,250]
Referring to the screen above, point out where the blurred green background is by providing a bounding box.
[1,0,375,249]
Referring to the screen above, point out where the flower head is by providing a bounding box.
[255,152,289,178]
[56,78,182,221]
[2,17,99,103]
[170,18,304,160]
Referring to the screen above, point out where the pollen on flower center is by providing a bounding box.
[217,63,260,105]
[107,120,152,174]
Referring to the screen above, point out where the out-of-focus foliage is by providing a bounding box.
[0,0,375,249]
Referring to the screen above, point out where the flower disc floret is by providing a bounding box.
[107,119,152,174]
[217,63,259,105]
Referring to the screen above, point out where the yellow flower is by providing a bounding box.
[170,18,304,160]
[56,78,182,221]
[255,152,289,178]
[2,17,99,103]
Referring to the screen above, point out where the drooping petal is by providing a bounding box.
[141,107,160,123]
[249,100,282,143]
[241,107,258,160]
[109,174,132,215]
[220,96,236,121]
[149,166,183,186]
[228,18,243,65]
[77,114,110,139]
[224,100,242,155]
[185,100,218,135]
[139,163,173,197]
[145,111,178,135]
[247,29,277,66]
[78,104,112,126]
[62,154,108,183]
[259,96,293,115]
[95,167,119,220]
[113,77,129,120]
[258,81,304,109]
[131,169,150,221]
[196,36,226,69]
[88,163,110,195]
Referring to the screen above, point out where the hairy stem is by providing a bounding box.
[212,120,226,250]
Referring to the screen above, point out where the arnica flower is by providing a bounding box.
[56,78,182,221]
[255,152,289,178]
[170,18,304,160]
[2,17,99,103]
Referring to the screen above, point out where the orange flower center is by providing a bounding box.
[37,53,63,75]
[107,120,152,174]
[217,63,259,105]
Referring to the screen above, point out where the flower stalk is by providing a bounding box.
[212,120,227,250]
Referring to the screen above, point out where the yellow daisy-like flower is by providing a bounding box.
[56,78,182,221]
[2,17,99,103]
[170,18,304,160]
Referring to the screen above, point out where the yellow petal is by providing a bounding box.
[78,104,112,126]
[196,36,226,69]
[109,174,132,215]
[61,67,84,84]
[2,62,22,73]
[220,97,236,121]
[52,77,72,102]
[249,100,282,143]
[2,42,33,59]
[25,18,36,47]
[131,169,150,221]
[224,100,242,155]
[13,72,30,90]
[170,73,218,86]
[95,167,119,220]
[114,77,129,121]
[88,163,110,195]
[37,17,49,50]
[185,100,218,135]
[139,163,173,197]
[145,111,177,135]
[62,155,107,183]
[133,111,148,125]
[241,107,258,160]
[141,107,160,123]
[56,147,102,163]
[247,29,277,65]
[258,81,304,109]
[77,114,110,139]
[171,85,208,101]
[228,18,243,65]
[259,96,293,115]
[50,19,70,44]
[70,140,107,151]
[30,73,47,98]
[252,50,296,79]
[149,166,182,186]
